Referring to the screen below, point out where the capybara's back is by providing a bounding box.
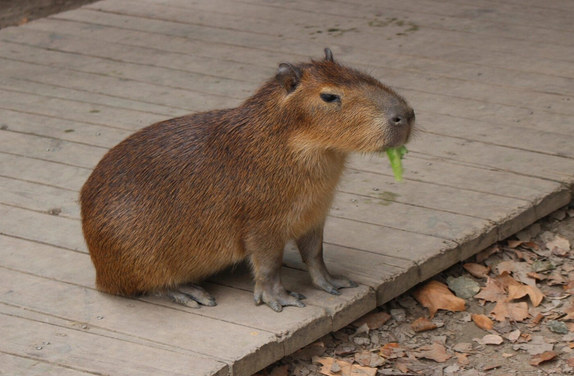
[81,49,415,311]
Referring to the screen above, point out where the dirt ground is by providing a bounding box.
[256,201,574,376]
[0,0,99,29]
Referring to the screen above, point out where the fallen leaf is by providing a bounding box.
[483,363,502,371]
[561,300,574,321]
[503,353,515,358]
[529,351,557,366]
[352,311,391,330]
[412,342,451,363]
[18,17,29,26]
[452,342,472,352]
[475,278,506,302]
[477,244,501,262]
[496,261,516,274]
[547,235,571,253]
[568,357,574,367]
[455,352,469,365]
[532,260,555,273]
[380,343,404,359]
[395,361,409,373]
[412,280,465,318]
[505,329,521,342]
[463,263,491,279]
[411,317,437,332]
[507,240,523,249]
[472,314,494,330]
[491,301,529,322]
[495,271,523,290]
[507,284,544,307]
[474,334,503,345]
[354,351,385,367]
[317,357,377,376]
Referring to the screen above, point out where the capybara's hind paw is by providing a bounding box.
[178,284,217,306]
[165,291,201,308]
[162,284,216,308]
[254,284,306,313]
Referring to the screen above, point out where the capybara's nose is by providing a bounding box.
[389,108,415,127]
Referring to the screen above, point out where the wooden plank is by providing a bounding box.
[0,267,283,376]
[0,30,268,82]
[0,46,253,101]
[19,11,574,82]
[0,76,184,119]
[0,58,235,113]
[0,308,228,376]
[92,0,574,92]
[0,130,107,169]
[0,205,85,251]
[45,8,574,117]
[0,89,168,131]
[0,235,333,358]
[0,176,80,219]
[409,133,574,184]
[0,352,94,376]
[0,153,90,191]
[0,108,130,149]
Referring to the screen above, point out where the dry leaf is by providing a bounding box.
[474,334,503,345]
[496,270,529,289]
[352,311,391,330]
[491,301,529,322]
[476,244,500,263]
[452,342,472,353]
[317,357,377,376]
[292,341,326,360]
[380,343,403,358]
[513,335,552,355]
[529,351,557,366]
[18,17,29,26]
[475,278,506,302]
[472,314,493,330]
[411,317,437,332]
[413,342,451,363]
[505,329,521,342]
[354,351,385,367]
[455,352,469,365]
[507,284,544,307]
[412,280,465,318]
[507,240,523,249]
[567,357,574,367]
[395,361,409,373]
[547,235,570,253]
[463,263,491,279]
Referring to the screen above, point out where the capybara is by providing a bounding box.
[80,48,415,312]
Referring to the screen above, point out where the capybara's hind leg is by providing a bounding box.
[178,284,216,306]
[297,226,358,295]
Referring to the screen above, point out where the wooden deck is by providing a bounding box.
[1,0,573,374]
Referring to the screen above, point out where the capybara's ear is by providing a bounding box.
[276,63,302,94]
[324,48,334,62]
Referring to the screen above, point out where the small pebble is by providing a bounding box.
[82,325,88,329]
[36,346,43,350]
[97,316,104,320]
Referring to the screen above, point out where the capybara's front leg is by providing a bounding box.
[296,226,358,295]
[248,235,306,312]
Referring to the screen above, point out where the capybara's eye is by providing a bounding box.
[320,93,340,103]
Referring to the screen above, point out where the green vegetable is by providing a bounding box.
[385,145,408,182]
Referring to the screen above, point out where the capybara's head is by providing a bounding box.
[274,48,415,154]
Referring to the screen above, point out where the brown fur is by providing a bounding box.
[80,49,414,307]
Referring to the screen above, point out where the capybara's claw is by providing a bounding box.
[178,284,217,307]
[288,291,306,300]
[254,284,306,312]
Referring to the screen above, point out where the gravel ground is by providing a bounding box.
[256,201,574,376]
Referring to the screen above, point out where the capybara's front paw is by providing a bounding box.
[313,274,358,296]
[254,282,306,312]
